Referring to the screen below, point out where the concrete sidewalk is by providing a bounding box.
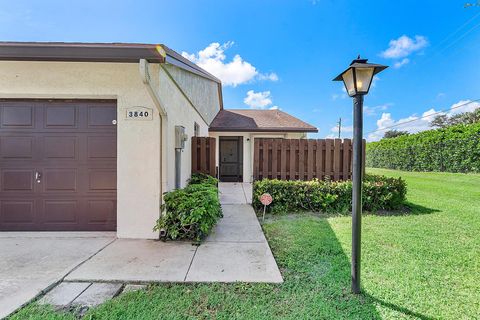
[66,182,282,283]
[0,232,115,319]
[218,182,253,204]
[185,203,281,282]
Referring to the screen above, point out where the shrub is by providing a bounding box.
[252,174,407,214]
[188,172,218,186]
[154,177,221,241]
[366,123,480,172]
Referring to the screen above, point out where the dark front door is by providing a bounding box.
[219,136,243,182]
[0,99,117,231]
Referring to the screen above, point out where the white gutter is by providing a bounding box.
[139,58,168,217]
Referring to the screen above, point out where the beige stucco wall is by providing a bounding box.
[157,66,212,191]
[209,131,306,183]
[0,60,219,239]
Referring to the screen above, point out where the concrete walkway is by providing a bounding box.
[186,182,281,281]
[0,232,115,319]
[66,182,282,284]
[218,182,253,204]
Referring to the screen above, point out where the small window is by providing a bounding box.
[194,122,200,137]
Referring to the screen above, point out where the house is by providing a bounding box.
[209,109,317,182]
[0,42,317,239]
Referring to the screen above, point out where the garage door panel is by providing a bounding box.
[1,169,34,191]
[88,170,116,191]
[0,200,35,224]
[0,99,117,231]
[45,106,77,128]
[43,169,77,192]
[0,136,34,159]
[87,136,116,159]
[88,106,116,127]
[1,105,35,128]
[43,200,78,223]
[44,136,77,159]
[87,200,116,225]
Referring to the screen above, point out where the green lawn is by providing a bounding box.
[11,169,480,319]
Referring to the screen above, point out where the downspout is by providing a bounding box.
[139,59,168,227]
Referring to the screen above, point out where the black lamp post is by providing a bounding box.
[333,56,387,294]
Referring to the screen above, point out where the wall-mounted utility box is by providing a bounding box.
[174,125,188,149]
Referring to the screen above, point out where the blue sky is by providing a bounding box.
[1,0,479,140]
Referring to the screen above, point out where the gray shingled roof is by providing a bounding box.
[209,109,318,133]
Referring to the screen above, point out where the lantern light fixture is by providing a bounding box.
[333,56,387,97]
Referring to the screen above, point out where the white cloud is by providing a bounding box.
[258,72,279,81]
[364,103,392,116]
[367,109,439,141]
[328,122,353,139]
[449,99,480,115]
[182,42,278,87]
[243,90,273,109]
[393,58,410,69]
[367,100,480,141]
[269,105,280,110]
[332,86,348,100]
[331,125,353,133]
[371,76,380,88]
[381,35,429,59]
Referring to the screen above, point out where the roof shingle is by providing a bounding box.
[209,109,318,133]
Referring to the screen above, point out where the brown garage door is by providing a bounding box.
[0,99,117,231]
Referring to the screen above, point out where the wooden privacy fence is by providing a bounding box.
[253,138,365,181]
[191,137,216,177]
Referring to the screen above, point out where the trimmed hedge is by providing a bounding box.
[366,123,480,172]
[154,174,221,241]
[253,174,407,214]
[188,172,218,186]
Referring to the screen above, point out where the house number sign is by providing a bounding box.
[125,106,153,120]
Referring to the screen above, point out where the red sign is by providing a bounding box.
[260,193,273,206]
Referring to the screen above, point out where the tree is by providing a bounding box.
[430,114,449,128]
[430,108,480,128]
[383,130,409,139]
[451,108,480,126]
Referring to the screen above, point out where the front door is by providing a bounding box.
[219,137,243,182]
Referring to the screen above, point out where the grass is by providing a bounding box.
[10,169,480,319]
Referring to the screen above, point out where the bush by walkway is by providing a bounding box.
[154,173,221,241]
[252,174,407,214]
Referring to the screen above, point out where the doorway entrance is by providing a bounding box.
[219,136,243,182]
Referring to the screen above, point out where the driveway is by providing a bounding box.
[0,232,115,319]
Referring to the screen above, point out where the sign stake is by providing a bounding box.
[259,193,273,222]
